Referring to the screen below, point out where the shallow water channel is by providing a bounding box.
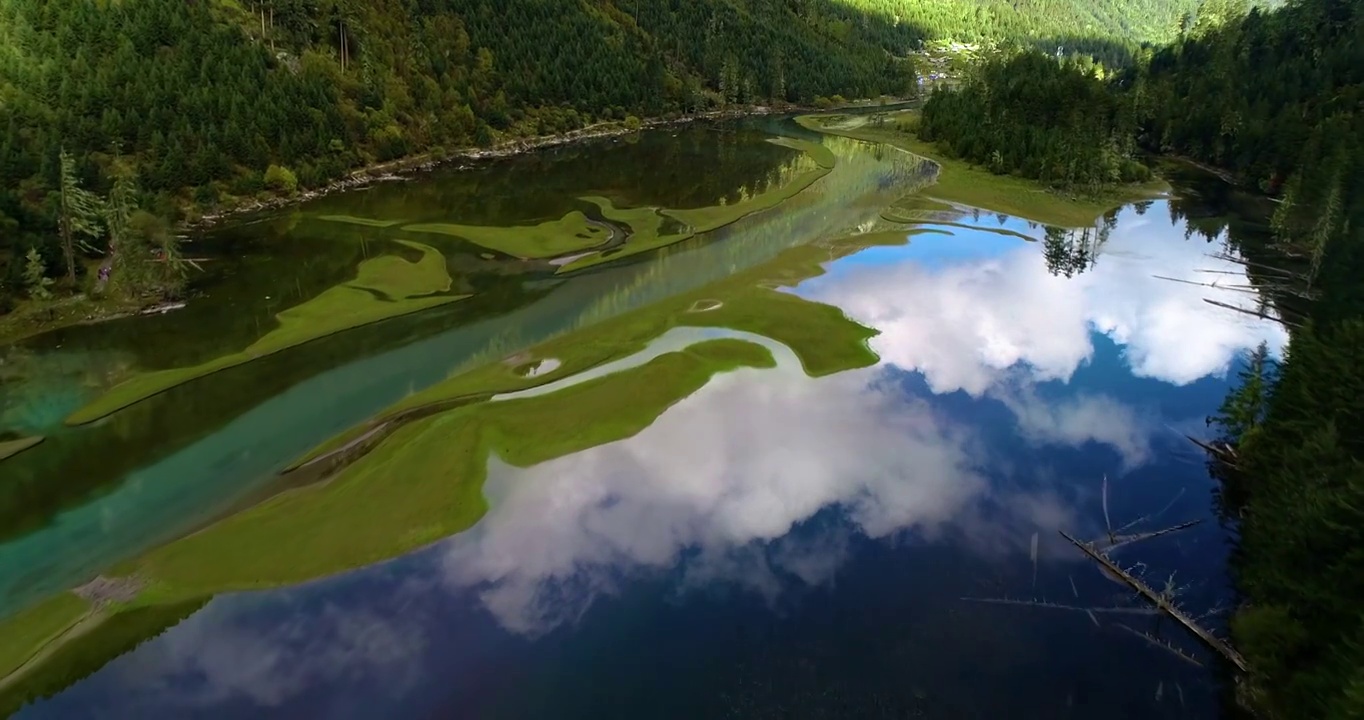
[0,117,1285,718]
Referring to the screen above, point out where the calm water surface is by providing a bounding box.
[0,119,1286,718]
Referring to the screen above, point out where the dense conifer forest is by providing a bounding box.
[919,1,1362,716]
[0,0,1204,308]
[917,51,1151,192]
[1190,2,1363,718]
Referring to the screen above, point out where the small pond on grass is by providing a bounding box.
[0,117,1286,719]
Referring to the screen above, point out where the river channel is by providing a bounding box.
[0,116,1286,719]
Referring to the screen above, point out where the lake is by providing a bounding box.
[0,116,1286,719]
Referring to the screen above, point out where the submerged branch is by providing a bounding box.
[1098,520,1203,552]
[1102,474,1113,543]
[960,596,1159,615]
[1059,530,1249,673]
[1115,624,1205,668]
[1152,274,1261,294]
[1113,488,1187,535]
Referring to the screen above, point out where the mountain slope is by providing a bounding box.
[0,0,1200,302]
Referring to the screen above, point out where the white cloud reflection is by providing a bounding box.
[803,206,1288,394]
[442,365,997,635]
[437,202,1286,638]
[106,588,428,712]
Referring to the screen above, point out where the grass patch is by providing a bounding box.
[555,197,694,273]
[405,210,608,259]
[350,245,452,299]
[65,241,466,425]
[0,599,206,717]
[0,436,43,462]
[104,227,916,606]
[293,228,912,468]
[315,215,404,228]
[0,594,89,680]
[769,137,837,170]
[122,339,776,600]
[797,112,1167,227]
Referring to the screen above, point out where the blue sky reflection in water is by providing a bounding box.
[21,201,1287,720]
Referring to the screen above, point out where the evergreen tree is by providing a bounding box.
[56,150,103,285]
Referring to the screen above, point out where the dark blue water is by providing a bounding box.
[14,201,1285,719]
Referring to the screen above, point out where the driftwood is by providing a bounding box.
[1060,530,1249,673]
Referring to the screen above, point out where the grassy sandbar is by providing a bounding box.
[315,215,404,228]
[0,594,89,680]
[123,339,776,599]
[555,197,694,273]
[406,211,608,259]
[0,436,43,462]
[66,241,465,425]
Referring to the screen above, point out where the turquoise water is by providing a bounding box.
[0,119,1284,718]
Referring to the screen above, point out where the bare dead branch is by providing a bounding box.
[1100,520,1203,552]
[1115,624,1204,668]
[1113,488,1187,534]
[1060,531,1248,672]
[960,596,1159,615]
[1203,298,1297,327]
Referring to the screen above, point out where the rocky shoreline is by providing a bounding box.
[184,105,793,231]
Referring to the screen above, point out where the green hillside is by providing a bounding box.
[0,0,1200,308]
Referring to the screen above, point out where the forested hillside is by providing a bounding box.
[917,51,1151,192]
[918,1,1362,716]
[1171,1,1361,718]
[0,0,1205,310]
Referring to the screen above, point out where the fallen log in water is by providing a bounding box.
[1059,530,1249,673]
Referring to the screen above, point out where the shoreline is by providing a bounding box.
[183,104,803,231]
[795,110,1170,228]
[0,98,907,347]
[0,105,793,347]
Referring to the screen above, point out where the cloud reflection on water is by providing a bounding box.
[48,202,1291,715]
[437,203,1287,638]
[803,206,1288,393]
[109,589,429,713]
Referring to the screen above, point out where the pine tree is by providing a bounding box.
[57,149,103,285]
[23,248,54,301]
